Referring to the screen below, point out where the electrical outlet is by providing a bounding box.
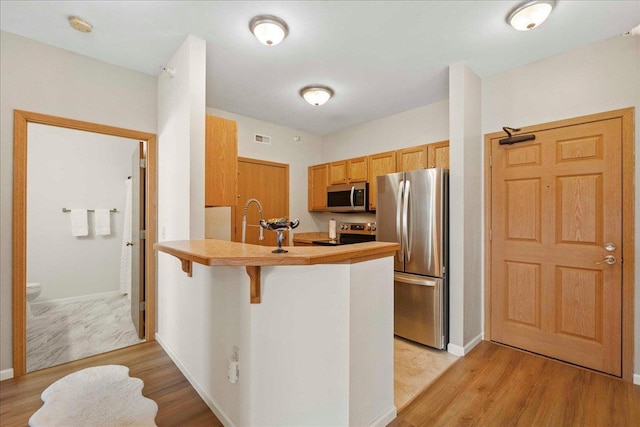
[228,359,239,383]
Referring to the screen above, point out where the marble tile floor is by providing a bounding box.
[394,336,459,411]
[27,293,145,372]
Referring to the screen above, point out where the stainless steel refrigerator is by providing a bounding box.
[376,168,448,349]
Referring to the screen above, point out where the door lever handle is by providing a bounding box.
[595,255,616,265]
[126,242,134,246]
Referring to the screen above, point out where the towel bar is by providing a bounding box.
[61,208,118,213]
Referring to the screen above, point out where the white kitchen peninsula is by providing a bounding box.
[155,240,399,427]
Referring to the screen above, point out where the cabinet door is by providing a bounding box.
[397,145,428,171]
[427,140,450,169]
[308,163,328,211]
[367,151,397,211]
[205,115,237,206]
[329,161,347,185]
[347,156,368,183]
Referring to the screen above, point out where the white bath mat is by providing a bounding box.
[29,365,158,427]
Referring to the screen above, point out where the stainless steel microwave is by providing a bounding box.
[327,182,369,212]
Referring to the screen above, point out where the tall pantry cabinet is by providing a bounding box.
[205,115,238,207]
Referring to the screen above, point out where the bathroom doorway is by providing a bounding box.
[12,110,157,377]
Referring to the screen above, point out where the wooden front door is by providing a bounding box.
[235,158,289,246]
[489,116,623,376]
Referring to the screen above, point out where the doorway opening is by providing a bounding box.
[12,110,157,377]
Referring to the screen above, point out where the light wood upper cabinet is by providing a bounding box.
[347,156,368,183]
[328,161,348,185]
[308,141,449,212]
[205,115,238,207]
[308,163,329,211]
[397,145,428,171]
[367,151,397,211]
[427,140,450,169]
[328,157,368,185]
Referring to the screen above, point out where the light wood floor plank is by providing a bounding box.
[0,341,221,426]
[3,339,639,426]
[390,341,640,427]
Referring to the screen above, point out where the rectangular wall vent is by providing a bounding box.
[254,134,271,145]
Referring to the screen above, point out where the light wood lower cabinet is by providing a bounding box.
[205,115,237,207]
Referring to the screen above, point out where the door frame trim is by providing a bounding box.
[483,107,635,381]
[12,110,157,377]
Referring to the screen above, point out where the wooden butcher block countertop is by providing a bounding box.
[155,239,398,304]
[155,239,398,267]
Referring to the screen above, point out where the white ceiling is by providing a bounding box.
[1,1,638,135]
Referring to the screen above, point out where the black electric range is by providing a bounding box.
[312,222,377,246]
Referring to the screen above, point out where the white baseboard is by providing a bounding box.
[32,290,123,307]
[634,373,640,386]
[0,368,14,381]
[369,406,397,427]
[155,333,236,427]
[447,333,483,357]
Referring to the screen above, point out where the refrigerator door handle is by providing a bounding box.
[396,180,404,261]
[403,179,411,261]
[349,185,355,210]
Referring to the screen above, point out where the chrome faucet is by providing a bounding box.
[241,198,264,243]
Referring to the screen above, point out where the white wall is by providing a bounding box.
[206,108,324,233]
[0,31,157,373]
[156,34,245,423]
[482,35,640,374]
[27,124,137,301]
[205,207,232,240]
[315,100,450,229]
[322,100,449,162]
[448,62,483,354]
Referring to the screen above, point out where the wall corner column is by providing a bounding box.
[448,61,483,355]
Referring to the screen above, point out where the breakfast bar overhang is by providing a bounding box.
[155,239,399,426]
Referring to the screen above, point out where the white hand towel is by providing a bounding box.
[95,209,111,236]
[70,209,88,237]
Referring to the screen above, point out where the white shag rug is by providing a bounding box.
[29,365,158,427]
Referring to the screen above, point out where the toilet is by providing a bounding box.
[26,282,41,320]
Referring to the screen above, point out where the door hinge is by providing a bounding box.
[140,230,146,240]
[489,229,492,241]
[140,158,147,168]
[489,156,492,167]
[139,301,145,311]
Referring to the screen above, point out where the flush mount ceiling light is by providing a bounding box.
[249,15,288,46]
[68,16,92,33]
[299,86,334,106]
[507,0,555,31]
